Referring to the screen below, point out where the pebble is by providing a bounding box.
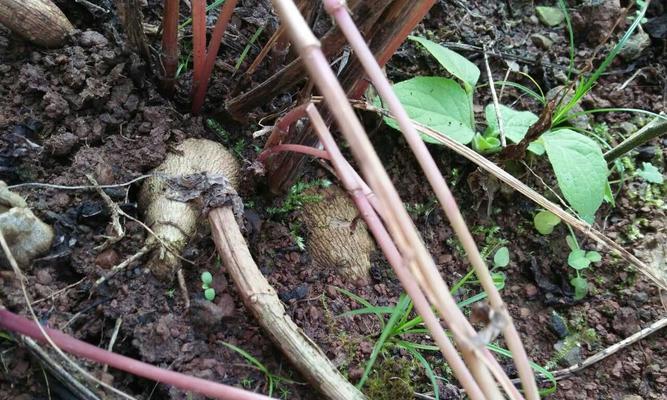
[531,33,553,50]
[524,283,538,298]
[35,268,52,285]
[80,31,109,48]
[95,249,120,269]
[535,6,565,27]
[550,311,569,338]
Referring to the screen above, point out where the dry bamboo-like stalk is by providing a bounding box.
[306,104,486,399]
[323,1,538,397]
[209,207,366,400]
[271,1,517,398]
[0,0,74,47]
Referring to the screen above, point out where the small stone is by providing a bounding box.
[95,249,119,269]
[550,311,569,338]
[619,31,651,61]
[35,268,52,285]
[531,33,553,50]
[622,395,643,400]
[528,15,539,25]
[554,339,582,366]
[44,132,78,156]
[80,31,108,48]
[95,162,115,185]
[524,284,539,298]
[349,366,364,381]
[519,307,531,318]
[535,6,565,27]
[618,122,637,136]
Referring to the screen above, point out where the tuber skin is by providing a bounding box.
[301,185,374,284]
[139,138,240,281]
[0,0,74,47]
[0,181,54,268]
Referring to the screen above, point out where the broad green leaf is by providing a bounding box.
[570,276,588,300]
[542,130,608,223]
[484,104,539,143]
[384,77,475,144]
[409,36,480,88]
[473,133,501,153]
[585,251,602,263]
[528,140,546,155]
[568,249,590,270]
[534,210,561,235]
[493,246,510,268]
[637,162,664,184]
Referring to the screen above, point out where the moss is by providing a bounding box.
[364,358,415,400]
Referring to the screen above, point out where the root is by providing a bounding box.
[209,206,366,400]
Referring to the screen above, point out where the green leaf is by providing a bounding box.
[201,271,213,286]
[409,36,480,88]
[637,162,664,184]
[528,140,546,155]
[603,180,615,206]
[585,251,602,263]
[542,130,608,223]
[473,133,501,153]
[565,235,579,251]
[534,210,561,235]
[567,249,591,270]
[570,276,588,300]
[484,104,539,143]
[401,344,439,400]
[493,246,510,268]
[204,287,216,301]
[383,77,475,144]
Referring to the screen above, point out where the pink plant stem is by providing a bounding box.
[306,104,486,400]
[0,309,271,400]
[191,0,207,107]
[256,143,330,164]
[192,0,239,114]
[160,0,180,96]
[323,1,538,398]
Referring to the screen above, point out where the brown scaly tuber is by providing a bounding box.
[301,185,375,284]
[0,181,54,268]
[0,0,74,47]
[139,138,240,281]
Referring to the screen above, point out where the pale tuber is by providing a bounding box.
[301,185,374,283]
[0,0,74,47]
[139,138,240,281]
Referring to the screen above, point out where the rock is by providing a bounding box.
[554,338,582,366]
[535,6,565,27]
[95,249,120,269]
[550,311,569,338]
[645,15,667,39]
[635,145,656,162]
[45,132,78,156]
[619,31,651,61]
[612,307,640,337]
[571,0,622,45]
[0,206,54,269]
[622,395,643,400]
[531,34,554,50]
[618,121,637,136]
[79,31,108,48]
[525,283,539,298]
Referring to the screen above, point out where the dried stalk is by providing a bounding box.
[323,1,537,398]
[191,0,207,108]
[271,1,518,398]
[306,104,486,399]
[208,207,365,400]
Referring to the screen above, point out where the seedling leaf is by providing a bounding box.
[409,36,480,88]
[204,287,216,301]
[542,130,608,223]
[534,210,561,235]
[383,77,475,144]
[585,251,601,263]
[567,249,590,270]
[201,271,213,286]
[637,162,664,184]
[570,276,588,300]
[493,246,510,268]
[484,104,539,143]
[565,234,578,251]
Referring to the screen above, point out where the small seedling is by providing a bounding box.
[267,179,331,216]
[493,246,510,268]
[565,234,601,300]
[201,271,216,301]
[636,162,664,184]
[534,210,561,235]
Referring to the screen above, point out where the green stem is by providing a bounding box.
[604,120,667,163]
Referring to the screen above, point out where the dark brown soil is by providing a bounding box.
[1,1,665,400]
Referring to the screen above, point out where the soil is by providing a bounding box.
[1,1,666,400]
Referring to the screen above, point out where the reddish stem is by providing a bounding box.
[0,309,271,400]
[192,0,240,114]
[257,143,330,164]
[160,0,181,96]
[191,0,207,108]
